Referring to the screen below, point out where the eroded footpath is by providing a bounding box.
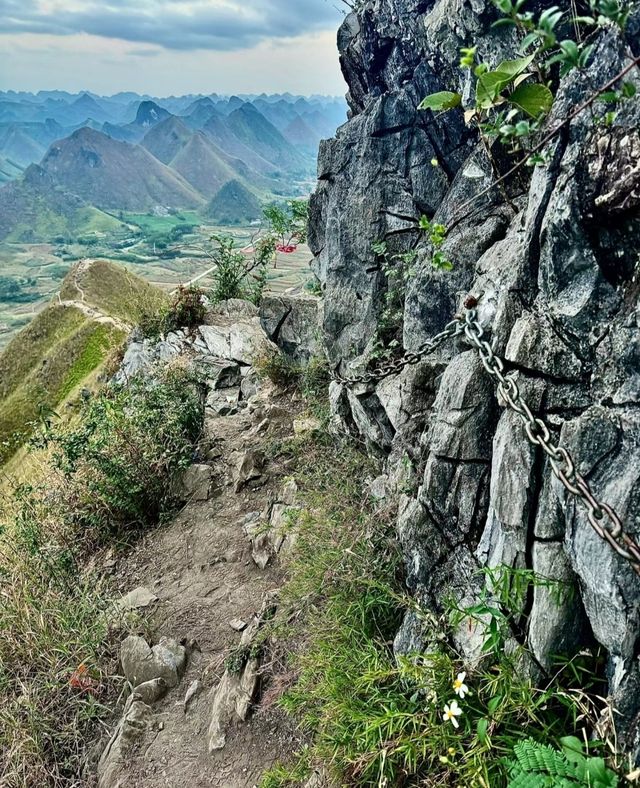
[95,304,314,788]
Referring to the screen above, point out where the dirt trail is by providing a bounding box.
[101,381,304,788]
[56,259,131,332]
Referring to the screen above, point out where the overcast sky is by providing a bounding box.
[0,0,347,96]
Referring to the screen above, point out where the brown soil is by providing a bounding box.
[102,382,305,787]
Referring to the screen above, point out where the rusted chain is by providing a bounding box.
[331,305,640,575]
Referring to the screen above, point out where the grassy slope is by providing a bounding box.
[0,260,167,464]
[59,258,168,324]
[5,204,123,243]
[0,308,125,462]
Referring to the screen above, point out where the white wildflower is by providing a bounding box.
[442,700,463,728]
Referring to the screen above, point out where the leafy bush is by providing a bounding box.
[255,351,302,389]
[36,364,203,548]
[139,285,206,339]
[205,233,274,305]
[0,363,204,785]
[262,199,308,247]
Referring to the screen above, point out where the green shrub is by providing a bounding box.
[206,234,272,305]
[36,364,203,548]
[255,352,302,389]
[139,285,206,339]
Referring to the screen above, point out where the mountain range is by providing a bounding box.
[0,91,346,239]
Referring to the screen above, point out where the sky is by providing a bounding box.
[0,0,347,96]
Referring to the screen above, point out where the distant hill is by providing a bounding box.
[141,116,194,164]
[39,127,204,211]
[0,163,122,241]
[0,156,23,184]
[0,125,45,166]
[142,117,267,198]
[225,104,309,172]
[0,259,167,464]
[0,91,347,184]
[106,101,173,143]
[202,109,278,175]
[205,179,262,225]
[283,115,322,150]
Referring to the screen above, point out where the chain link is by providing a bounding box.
[331,305,640,575]
[461,307,640,576]
[331,318,464,386]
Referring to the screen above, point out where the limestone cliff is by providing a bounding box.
[310,0,640,751]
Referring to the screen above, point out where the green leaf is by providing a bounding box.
[495,53,536,77]
[477,717,489,743]
[622,81,637,98]
[476,71,513,107]
[520,31,540,51]
[418,91,462,111]
[508,83,553,117]
[560,736,585,764]
[487,695,502,714]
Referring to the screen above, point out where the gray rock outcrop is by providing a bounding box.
[310,0,640,749]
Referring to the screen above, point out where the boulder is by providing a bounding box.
[234,450,264,492]
[120,635,187,689]
[179,464,212,502]
[199,318,277,365]
[260,293,323,364]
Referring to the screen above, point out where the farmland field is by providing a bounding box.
[0,213,313,349]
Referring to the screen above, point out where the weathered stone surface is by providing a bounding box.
[205,387,240,417]
[234,450,264,492]
[293,415,321,435]
[131,677,168,705]
[97,699,154,788]
[309,0,640,749]
[117,586,158,611]
[260,293,323,363]
[179,463,212,502]
[199,358,241,390]
[208,593,277,752]
[120,635,187,689]
[205,298,259,320]
[199,319,277,365]
[528,542,586,671]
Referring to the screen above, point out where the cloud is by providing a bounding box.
[0,0,343,51]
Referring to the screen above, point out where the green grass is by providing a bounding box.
[58,323,120,399]
[121,210,202,234]
[6,204,122,244]
[0,305,87,401]
[0,366,205,786]
[0,313,125,463]
[260,427,622,788]
[0,261,167,465]
[59,259,168,325]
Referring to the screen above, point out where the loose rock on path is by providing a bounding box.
[97,357,306,788]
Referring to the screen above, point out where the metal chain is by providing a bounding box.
[461,307,640,576]
[332,318,464,385]
[331,303,640,575]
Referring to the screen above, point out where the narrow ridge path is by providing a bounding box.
[101,381,304,787]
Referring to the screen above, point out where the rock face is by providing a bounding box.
[310,0,640,748]
[260,293,323,364]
